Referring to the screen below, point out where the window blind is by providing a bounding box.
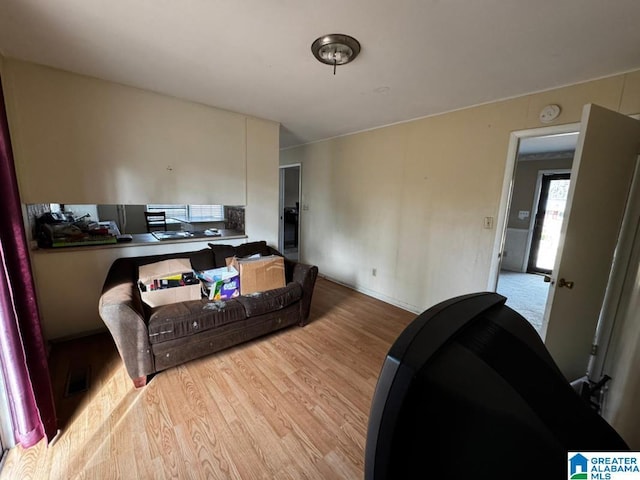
[147,204,224,220]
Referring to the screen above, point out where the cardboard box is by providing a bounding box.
[138,258,201,307]
[226,255,285,295]
[198,266,241,300]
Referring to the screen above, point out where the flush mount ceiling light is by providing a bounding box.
[311,34,361,75]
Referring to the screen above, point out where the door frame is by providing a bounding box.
[492,110,640,383]
[278,164,302,257]
[488,122,581,292]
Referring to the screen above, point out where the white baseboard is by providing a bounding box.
[318,274,422,315]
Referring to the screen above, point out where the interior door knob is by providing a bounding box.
[558,278,574,289]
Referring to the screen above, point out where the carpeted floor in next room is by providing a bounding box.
[496,271,550,336]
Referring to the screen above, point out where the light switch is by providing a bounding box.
[518,210,530,220]
[483,217,494,229]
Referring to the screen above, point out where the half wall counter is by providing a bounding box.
[30,230,247,341]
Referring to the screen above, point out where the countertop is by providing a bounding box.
[33,229,246,253]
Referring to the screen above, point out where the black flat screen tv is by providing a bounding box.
[365,292,628,479]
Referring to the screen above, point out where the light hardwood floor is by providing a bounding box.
[1,277,415,479]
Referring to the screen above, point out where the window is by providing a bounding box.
[147,204,224,221]
[147,204,188,219]
[187,205,224,220]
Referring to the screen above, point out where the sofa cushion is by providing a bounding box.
[134,249,216,272]
[189,249,218,271]
[147,298,246,344]
[208,241,280,267]
[236,283,302,317]
[208,244,237,267]
[235,241,274,258]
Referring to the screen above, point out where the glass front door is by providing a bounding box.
[528,173,571,274]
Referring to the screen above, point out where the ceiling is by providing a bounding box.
[519,132,578,156]
[1,1,640,149]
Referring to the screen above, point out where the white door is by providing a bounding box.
[542,104,640,382]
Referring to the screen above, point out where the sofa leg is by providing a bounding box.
[132,376,147,388]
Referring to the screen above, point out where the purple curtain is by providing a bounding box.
[0,75,57,447]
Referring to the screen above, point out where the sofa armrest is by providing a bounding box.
[286,260,319,325]
[98,258,154,380]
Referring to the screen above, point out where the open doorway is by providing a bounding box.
[491,105,640,393]
[278,164,301,261]
[496,132,577,335]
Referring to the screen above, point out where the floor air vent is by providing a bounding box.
[64,366,91,397]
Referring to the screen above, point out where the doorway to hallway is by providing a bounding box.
[495,131,577,335]
[278,164,301,261]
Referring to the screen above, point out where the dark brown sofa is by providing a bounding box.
[99,241,318,387]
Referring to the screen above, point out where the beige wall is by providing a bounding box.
[281,72,640,312]
[282,102,517,311]
[3,59,272,207]
[2,59,280,245]
[281,70,640,447]
[1,58,280,340]
[245,117,279,246]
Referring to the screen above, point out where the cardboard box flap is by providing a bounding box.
[226,255,285,295]
[139,258,192,284]
[139,284,201,308]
